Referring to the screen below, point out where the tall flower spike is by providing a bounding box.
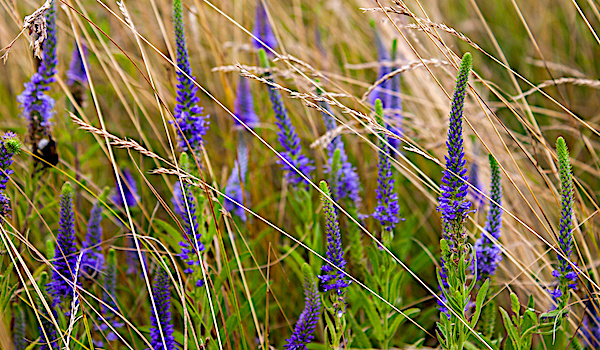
[97,249,124,345]
[172,153,204,284]
[172,0,209,154]
[0,132,21,217]
[387,38,403,152]
[113,168,139,208]
[582,299,600,348]
[550,136,577,307]
[150,260,176,350]
[318,181,351,293]
[317,90,361,206]
[372,99,401,235]
[37,272,59,350]
[224,137,250,221]
[48,182,78,305]
[252,0,277,52]
[474,154,503,280]
[437,53,472,245]
[17,0,58,145]
[66,41,89,109]
[285,263,322,350]
[369,21,390,107]
[81,187,109,277]
[436,53,472,318]
[234,76,259,129]
[259,49,314,188]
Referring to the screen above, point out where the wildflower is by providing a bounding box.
[113,168,139,208]
[234,76,259,129]
[468,160,485,207]
[550,136,578,307]
[17,0,57,144]
[37,272,59,350]
[318,181,350,293]
[372,99,401,234]
[387,39,403,152]
[437,53,472,246]
[318,96,361,206]
[172,0,209,154]
[12,303,26,350]
[252,0,277,52]
[436,52,472,319]
[369,22,390,107]
[81,188,109,277]
[97,249,124,345]
[582,299,600,349]
[172,153,204,283]
[150,261,176,350]
[0,132,21,217]
[474,154,503,280]
[285,263,322,350]
[258,49,314,188]
[48,182,78,306]
[224,138,249,221]
[66,41,89,108]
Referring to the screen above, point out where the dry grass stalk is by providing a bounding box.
[361,58,450,101]
[514,77,600,99]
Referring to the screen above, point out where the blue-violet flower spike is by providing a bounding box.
[474,154,503,280]
[550,136,578,307]
[284,263,322,350]
[150,261,175,350]
[172,0,209,154]
[258,49,314,188]
[48,182,78,306]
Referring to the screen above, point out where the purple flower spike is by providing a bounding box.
[550,137,578,308]
[436,53,472,317]
[172,0,209,154]
[234,76,259,129]
[318,97,361,206]
[48,182,78,306]
[285,264,322,350]
[172,153,204,285]
[66,42,88,87]
[252,0,277,52]
[474,155,503,280]
[18,0,57,141]
[82,189,108,277]
[150,262,176,350]
[224,138,249,221]
[113,168,139,208]
[318,181,351,295]
[0,132,21,217]
[372,100,401,233]
[258,49,314,188]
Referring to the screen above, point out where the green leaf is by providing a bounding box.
[360,289,384,341]
[471,279,490,328]
[499,307,519,349]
